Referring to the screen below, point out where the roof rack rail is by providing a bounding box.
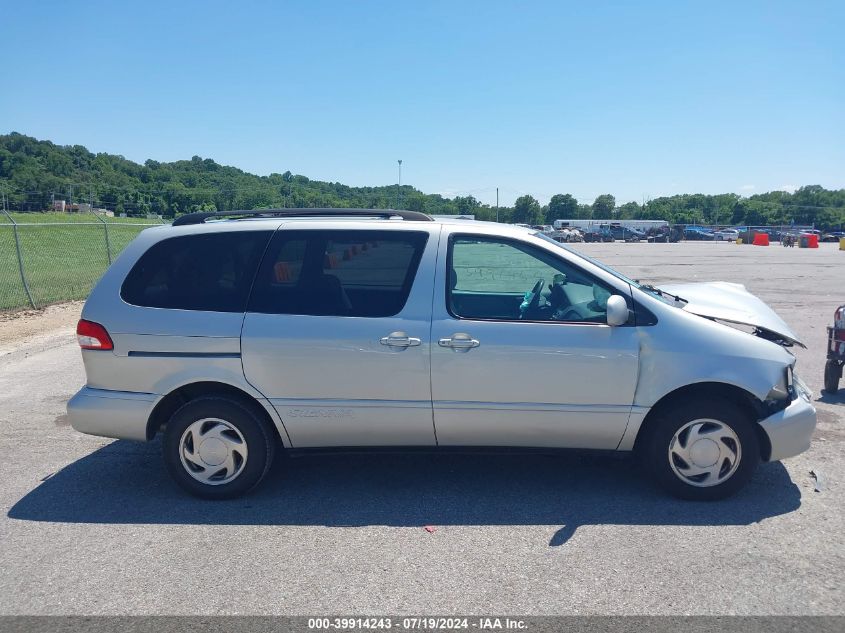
[171,208,434,227]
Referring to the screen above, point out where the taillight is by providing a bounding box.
[76,319,114,351]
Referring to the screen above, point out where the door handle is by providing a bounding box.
[438,333,480,351]
[379,332,421,348]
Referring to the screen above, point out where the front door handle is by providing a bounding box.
[438,333,480,351]
[380,331,421,348]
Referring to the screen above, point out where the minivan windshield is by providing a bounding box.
[533,232,685,306]
[533,232,641,287]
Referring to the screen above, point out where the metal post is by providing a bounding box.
[89,197,113,264]
[496,187,499,223]
[2,203,36,309]
[396,160,402,209]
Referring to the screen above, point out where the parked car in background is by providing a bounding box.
[650,225,685,243]
[821,231,845,242]
[683,226,716,241]
[713,229,739,241]
[581,226,613,242]
[550,228,583,243]
[67,209,816,502]
[734,227,782,243]
[605,225,646,242]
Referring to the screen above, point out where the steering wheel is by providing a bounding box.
[519,279,545,320]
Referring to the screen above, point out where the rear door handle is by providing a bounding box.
[438,333,480,351]
[379,332,421,348]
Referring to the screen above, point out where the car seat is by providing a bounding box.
[300,273,353,315]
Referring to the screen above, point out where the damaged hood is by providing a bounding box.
[658,281,804,347]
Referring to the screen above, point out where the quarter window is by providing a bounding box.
[120,231,272,312]
[248,230,428,317]
[448,236,620,323]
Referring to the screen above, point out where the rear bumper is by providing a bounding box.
[758,394,817,461]
[67,387,158,442]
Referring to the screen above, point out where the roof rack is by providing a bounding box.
[171,208,434,227]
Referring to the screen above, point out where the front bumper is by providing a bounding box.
[758,391,817,462]
[67,387,158,442]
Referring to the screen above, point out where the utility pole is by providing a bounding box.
[496,187,499,223]
[396,160,402,209]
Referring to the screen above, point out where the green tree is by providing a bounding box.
[592,194,616,218]
[454,195,481,216]
[512,195,542,225]
[547,193,578,221]
[3,132,843,229]
[576,204,593,219]
[616,201,641,219]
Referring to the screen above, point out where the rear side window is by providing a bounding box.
[248,230,428,317]
[121,231,272,312]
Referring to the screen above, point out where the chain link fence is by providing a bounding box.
[1,212,162,311]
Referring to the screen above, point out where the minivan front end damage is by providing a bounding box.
[659,281,805,347]
[758,374,816,461]
[654,281,817,460]
[626,283,817,463]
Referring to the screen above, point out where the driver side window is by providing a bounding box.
[448,236,616,323]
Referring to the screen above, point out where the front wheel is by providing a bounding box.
[163,396,276,499]
[824,360,841,394]
[640,399,759,500]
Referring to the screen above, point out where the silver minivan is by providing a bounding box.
[68,209,816,500]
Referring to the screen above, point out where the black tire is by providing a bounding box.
[163,396,276,499]
[640,398,760,501]
[824,360,841,394]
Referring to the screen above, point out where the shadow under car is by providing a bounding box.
[8,439,802,546]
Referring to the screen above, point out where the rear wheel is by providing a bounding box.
[163,396,275,499]
[640,399,759,500]
[824,360,841,394]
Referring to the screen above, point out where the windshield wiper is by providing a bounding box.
[638,283,687,304]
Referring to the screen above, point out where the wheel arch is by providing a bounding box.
[146,381,290,447]
[632,381,772,460]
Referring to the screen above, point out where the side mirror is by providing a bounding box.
[606,295,630,326]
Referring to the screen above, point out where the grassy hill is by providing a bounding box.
[0,132,476,219]
[1,132,843,228]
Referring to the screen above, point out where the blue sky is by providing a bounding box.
[3,0,843,206]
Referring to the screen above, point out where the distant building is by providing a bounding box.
[52,200,67,212]
[62,202,113,216]
[553,218,668,231]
